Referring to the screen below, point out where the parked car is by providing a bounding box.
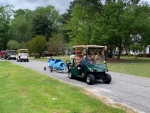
[6,50,17,60]
[1,51,8,59]
[42,51,53,57]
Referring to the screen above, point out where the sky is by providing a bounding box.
[0,0,150,14]
[0,0,73,14]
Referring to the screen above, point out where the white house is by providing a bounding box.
[145,45,150,53]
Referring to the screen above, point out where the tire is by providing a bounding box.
[68,70,74,79]
[103,73,111,84]
[44,67,46,71]
[50,68,53,72]
[86,74,95,85]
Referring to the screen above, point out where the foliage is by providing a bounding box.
[62,0,150,60]
[130,45,145,52]
[0,5,14,50]
[11,9,33,43]
[7,40,21,50]
[10,5,60,45]
[47,33,66,55]
[25,35,46,57]
[32,6,60,41]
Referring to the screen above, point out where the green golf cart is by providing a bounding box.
[67,45,111,85]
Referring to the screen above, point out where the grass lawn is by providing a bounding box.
[107,56,150,78]
[35,56,150,78]
[0,61,126,113]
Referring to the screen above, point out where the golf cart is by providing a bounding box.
[6,50,17,60]
[67,45,111,85]
[16,49,29,62]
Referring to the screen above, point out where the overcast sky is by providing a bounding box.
[0,0,150,14]
[0,0,73,14]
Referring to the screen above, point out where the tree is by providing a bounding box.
[10,9,33,43]
[62,3,97,44]
[47,33,66,55]
[25,35,46,57]
[0,5,14,50]
[32,5,60,41]
[7,40,22,50]
[62,0,103,44]
[63,0,150,59]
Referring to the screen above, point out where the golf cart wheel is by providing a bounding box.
[103,73,111,84]
[44,67,46,71]
[68,70,74,79]
[86,74,95,85]
[50,68,53,72]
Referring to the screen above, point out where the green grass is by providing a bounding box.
[107,57,150,78]
[34,56,150,78]
[0,61,125,113]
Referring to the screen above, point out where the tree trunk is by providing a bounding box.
[117,46,122,59]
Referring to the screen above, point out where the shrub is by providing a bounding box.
[137,53,144,57]
[144,53,150,57]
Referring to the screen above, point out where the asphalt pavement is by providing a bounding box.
[8,59,150,113]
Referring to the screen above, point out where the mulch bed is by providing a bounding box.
[106,58,128,62]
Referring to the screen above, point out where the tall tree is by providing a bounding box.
[32,5,60,41]
[63,0,150,59]
[11,9,33,43]
[0,5,14,50]
[47,33,66,55]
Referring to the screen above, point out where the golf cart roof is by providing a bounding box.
[73,45,106,48]
[17,49,28,53]
[6,50,16,52]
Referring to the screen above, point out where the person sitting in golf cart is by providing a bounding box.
[70,51,75,64]
[87,51,94,64]
[80,55,87,75]
[66,51,75,72]
[74,51,87,75]
[74,50,82,67]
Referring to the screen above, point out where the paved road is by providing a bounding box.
[9,60,150,113]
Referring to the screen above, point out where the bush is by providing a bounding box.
[24,35,46,57]
[137,53,144,57]
[7,40,22,50]
[144,53,150,57]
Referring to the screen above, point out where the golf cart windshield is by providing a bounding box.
[72,45,106,65]
[9,51,16,55]
[87,47,105,65]
[20,53,28,56]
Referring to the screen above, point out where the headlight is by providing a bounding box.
[77,67,81,69]
[90,69,97,72]
[105,69,108,72]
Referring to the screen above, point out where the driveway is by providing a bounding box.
[9,60,150,113]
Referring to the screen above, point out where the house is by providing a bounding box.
[145,45,150,53]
